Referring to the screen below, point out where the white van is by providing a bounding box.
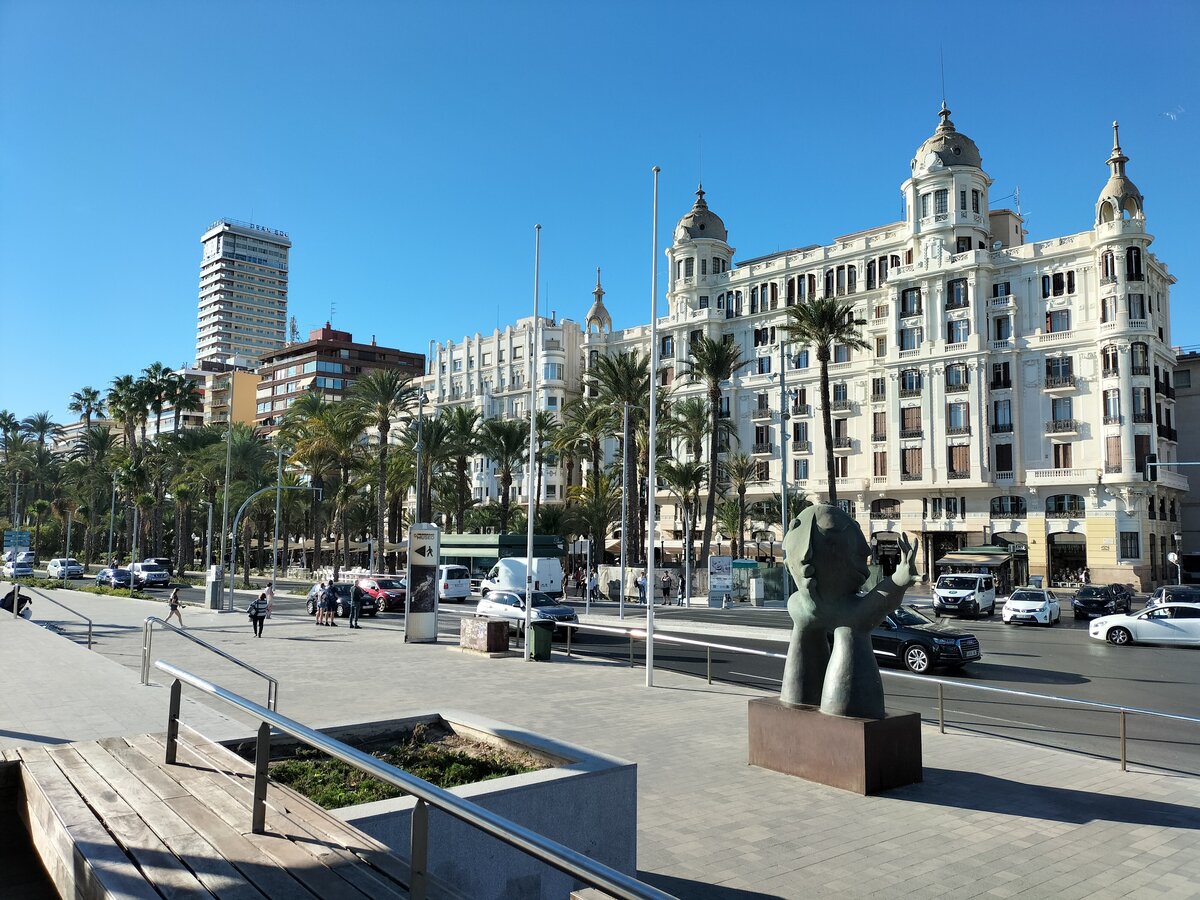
[932,573,996,618]
[438,564,471,602]
[481,557,564,599]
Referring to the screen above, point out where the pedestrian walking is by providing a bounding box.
[587,570,598,602]
[660,572,672,604]
[349,580,364,629]
[636,572,647,604]
[315,581,327,626]
[248,591,269,638]
[323,581,339,626]
[574,567,584,598]
[166,588,184,627]
[265,581,275,616]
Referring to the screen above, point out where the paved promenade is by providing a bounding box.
[2,584,1199,898]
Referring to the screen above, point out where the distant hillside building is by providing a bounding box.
[255,324,425,432]
[195,218,291,367]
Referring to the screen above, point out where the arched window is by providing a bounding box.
[990,496,1027,518]
[824,269,835,298]
[786,278,796,304]
[900,369,922,392]
[750,286,758,314]
[1102,344,1119,375]
[866,260,876,290]
[871,498,901,519]
[1101,250,1116,280]
[1046,494,1086,517]
[770,282,779,309]
[847,265,857,294]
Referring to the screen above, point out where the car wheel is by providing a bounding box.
[306,599,315,616]
[902,644,932,674]
[1107,626,1132,646]
[336,602,345,618]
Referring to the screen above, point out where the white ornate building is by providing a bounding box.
[584,106,1182,589]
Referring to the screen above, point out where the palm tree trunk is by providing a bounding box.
[500,472,512,532]
[241,522,253,588]
[738,488,746,561]
[819,354,837,504]
[701,387,719,563]
[377,427,388,578]
[455,456,467,532]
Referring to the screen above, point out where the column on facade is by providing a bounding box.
[1118,342,1136,469]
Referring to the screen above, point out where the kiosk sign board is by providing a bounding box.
[708,555,733,608]
[405,524,440,642]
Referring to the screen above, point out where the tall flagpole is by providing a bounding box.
[646,166,660,687]
[524,224,541,660]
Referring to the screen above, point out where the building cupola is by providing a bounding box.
[1096,121,1144,224]
[673,184,728,244]
[584,267,613,334]
[912,102,983,173]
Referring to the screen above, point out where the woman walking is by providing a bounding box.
[166,588,184,627]
[248,590,270,638]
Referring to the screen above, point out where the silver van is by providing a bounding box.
[933,573,996,618]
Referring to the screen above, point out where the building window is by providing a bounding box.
[900,369,922,393]
[947,320,970,344]
[900,288,921,316]
[994,442,1013,472]
[899,327,922,351]
[993,399,1011,430]
[1131,342,1149,373]
[1126,246,1143,278]
[946,402,969,430]
[901,447,922,478]
[1106,435,1121,470]
[873,452,888,478]
[832,382,848,403]
[875,336,887,357]
[992,281,1011,298]
[947,445,969,476]
[1053,442,1073,469]
[792,349,809,369]
[684,258,695,278]
[901,406,922,433]
[934,190,948,214]
[1041,271,1076,298]
[946,279,968,309]
[1128,293,1146,319]
[972,190,981,213]
[834,344,851,363]
[793,458,808,480]
[1103,389,1121,421]
[872,410,887,438]
[920,193,931,218]
[871,377,886,400]
[1102,251,1117,280]
[959,190,967,211]
[1119,532,1140,560]
[991,361,1011,387]
[699,296,709,309]
[1100,296,1118,323]
[990,495,1025,517]
[993,317,1012,341]
[945,364,969,390]
[1046,310,1071,333]
[866,261,876,290]
[756,357,772,375]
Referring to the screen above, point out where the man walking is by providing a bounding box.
[349,579,364,629]
[636,571,646,605]
[587,569,598,603]
[323,581,339,626]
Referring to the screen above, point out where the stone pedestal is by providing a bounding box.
[459,618,510,654]
[747,697,922,795]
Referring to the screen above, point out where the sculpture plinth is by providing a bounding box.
[748,698,922,795]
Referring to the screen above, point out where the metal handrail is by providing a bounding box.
[29,588,94,649]
[142,616,278,710]
[154,660,674,900]
[552,617,1200,771]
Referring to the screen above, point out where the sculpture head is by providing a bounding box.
[784,504,872,600]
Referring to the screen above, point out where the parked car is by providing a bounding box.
[95,567,132,588]
[871,605,982,673]
[1001,588,1062,626]
[16,550,38,566]
[481,557,565,599]
[143,557,175,578]
[129,562,170,589]
[356,576,405,612]
[931,573,996,618]
[475,589,578,634]
[438,565,471,602]
[1071,584,1130,619]
[1145,585,1200,610]
[304,581,378,618]
[1089,603,1200,646]
[47,558,85,579]
[2,559,34,579]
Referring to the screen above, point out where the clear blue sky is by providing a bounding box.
[2,1,1197,425]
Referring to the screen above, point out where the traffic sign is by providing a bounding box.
[3,530,31,549]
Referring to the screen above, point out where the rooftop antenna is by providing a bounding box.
[698,133,704,186]
[939,46,946,107]
[1015,185,1023,216]
[329,302,336,327]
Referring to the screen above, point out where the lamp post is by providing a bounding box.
[413,390,428,526]
[1174,532,1183,585]
[271,443,284,589]
[523,223,541,660]
[217,420,234,606]
[107,474,117,566]
[772,343,797,597]
[619,402,629,621]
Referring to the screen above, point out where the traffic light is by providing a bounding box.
[1144,453,1158,482]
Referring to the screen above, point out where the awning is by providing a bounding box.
[935,552,1012,568]
[1049,532,1087,545]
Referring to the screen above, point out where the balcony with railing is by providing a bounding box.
[1158,425,1178,442]
[900,471,924,482]
[994,470,1014,481]
[1046,418,1080,435]
[793,441,812,453]
[1105,462,1123,474]
[899,387,922,399]
[989,294,1015,308]
[990,339,1013,351]
[1102,366,1119,378]
[1044,374,1076,390]
[946,425,972,436]
[1037,331,1074,345]
[833,436,853,451]
[991,422,1013,434]
[990,378,1012,390]
[791,403,812,417]
[947,470,970,480]
[829,399,854,412]
[1027,467,1091,483]
[900,427,924,439]
[871,392,886,403]
[1045,506,1087,520]
[871,432,887,443]
[752,442,774,456]
[1127,272,1145,282]
[1132,364,1151,376]
[944,382,970,394]
[750,407,774,421]
[1133,412,1153,424]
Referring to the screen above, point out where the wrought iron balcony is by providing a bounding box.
[945,382,970,394]
[900,428,924,439]
[946,425,972,436]
[833,436,853,450]
[793,441,812,453]
[899,388,922,399]
[1044,374,1076,390]
[991,423,1013,434]
[871,432,887,443]
[1104,415,1122,425]
[871,392,886,403]
[752,442,774,455]
[1045,507,1087,519]
[1045,419,1080,434]
[947,470,970,480]
[901,472,924,481]
[1133,412,1153,424]
[750,408,774,421]
[829,399,853,412]
[1105,463,1123,473]
[990,379,1012,390]
[1132,365,1151,376]
[791,403,812,417]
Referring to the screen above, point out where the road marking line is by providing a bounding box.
[730,671,782,683]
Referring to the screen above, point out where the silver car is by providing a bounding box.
[47,558,85,579]
[475,589,578,634]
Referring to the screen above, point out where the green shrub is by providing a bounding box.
[16,577,152,600]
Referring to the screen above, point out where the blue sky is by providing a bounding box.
[2,1,1198,425]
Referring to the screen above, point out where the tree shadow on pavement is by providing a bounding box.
[902,769,1200,829]
[638,872,783,899]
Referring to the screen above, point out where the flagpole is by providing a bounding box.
[524,224,541,660]
[646,166,660,687]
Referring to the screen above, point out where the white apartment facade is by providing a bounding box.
[422,313,585,509]
[586,106,1181,590]
[195,218,291,367]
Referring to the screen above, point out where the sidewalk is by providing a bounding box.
[3,585,1200,898]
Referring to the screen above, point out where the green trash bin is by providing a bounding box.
[527,620,554,661]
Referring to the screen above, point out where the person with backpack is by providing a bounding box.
[248,590,270,637]
[322,581,339,626]
[348,580,364,629]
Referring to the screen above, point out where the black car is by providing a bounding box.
[1071,584,1130,619]
[871,605,982,674]
[304,582,377,618]
[95,567,132,588]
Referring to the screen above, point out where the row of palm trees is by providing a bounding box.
[0,295,865,578]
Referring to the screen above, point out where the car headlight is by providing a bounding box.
[932,637,956,646]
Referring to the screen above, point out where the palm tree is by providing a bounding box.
[722,451,757,559]
[715,500,741,559]
[142,362,171,439]
[348,369,417,563]
[166,374,203,433]
[30,498,52,553]
[781,296,869,504]
[529,409,559,522]
[679,336,748,562]
[659,458,706,596]
[589,351,651,562]
[567,472,621,566]
[69,387,106,432]
[558,396,613,490]
[477,418,529,533]
[21,412,63,449]
[668,396,712,463]
[443,405,480,532]
[107,375,143,464]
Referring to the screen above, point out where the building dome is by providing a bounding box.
[584,268,613,334]
[913,102,983,171]
[673,185,728,244]
[1096,121,1144,224]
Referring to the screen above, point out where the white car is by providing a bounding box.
[1144,585,1200,610]
[437,564,471,602]
[1001,588,1061,626]
[475,589,578,634]
[1089,603,1200,646]
[2,560,34,579]
[47,558,85,579]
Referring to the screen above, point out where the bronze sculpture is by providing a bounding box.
[779,504,919,719]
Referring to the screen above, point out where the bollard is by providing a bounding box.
[252,722,270,834]
[706,646,712,685]
[1120,709,1127,772]
[938,683,945,734]
[411,799,429,899]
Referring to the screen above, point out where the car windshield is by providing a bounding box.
[1009,590,1045,604]
[67,559,79,566]
[506,592,558,607]
[443,567,469,579]
[140,564,165,573]
[374,579,403,589]
[890,606,932,627]
[938,577,978,590]
[1076,587,1106,599]
[1163,588,1200,602]
[334,584,353,595]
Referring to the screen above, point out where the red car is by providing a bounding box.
[358,576,406,612]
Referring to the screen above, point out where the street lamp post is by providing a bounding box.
[217,421,234,606]
[645,164,660,687]
[413,390,428,526]
[1174,532,1183,585]
[271,443,284,589]
[107,474,117,566]
[523,224,541,660]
